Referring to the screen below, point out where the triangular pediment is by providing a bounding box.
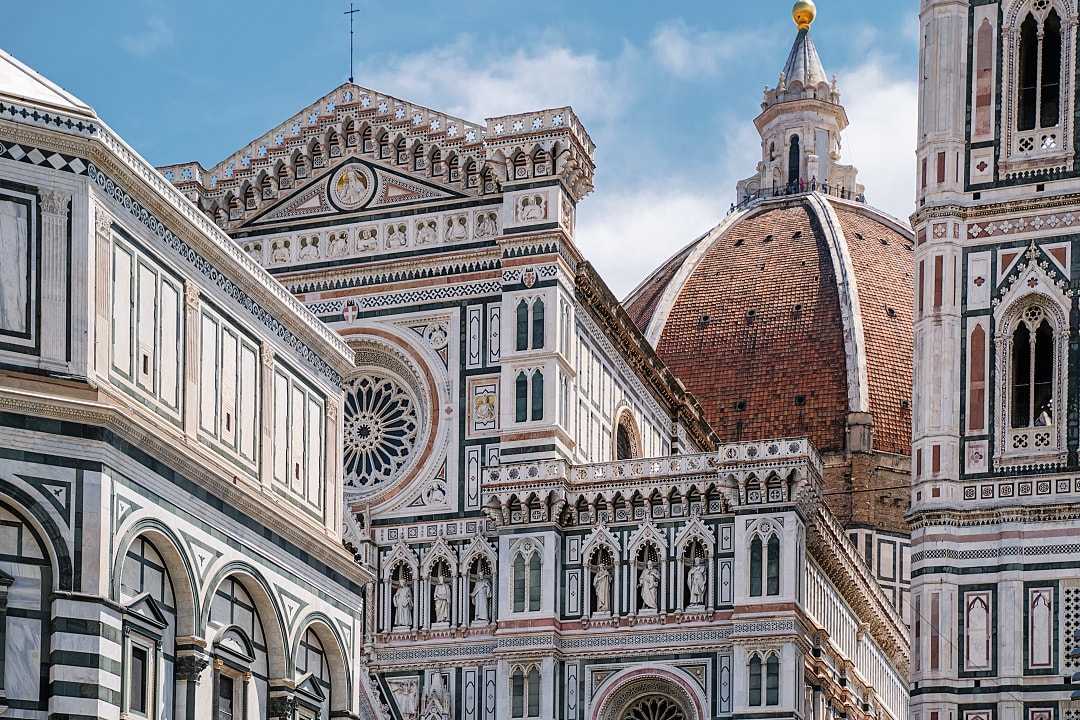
[295,672,326,702]
[242,156,462,228]
[124,592,170,630]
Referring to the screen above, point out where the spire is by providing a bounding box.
[781,28,828,88]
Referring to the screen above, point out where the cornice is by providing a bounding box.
[911,191,1080,226]
[807,504,910,671]
[280,247,503,295]
[0,384,373,586]
[909,501,1080,529]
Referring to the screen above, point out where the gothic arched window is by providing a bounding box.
[516,300,529,352]
[515,372,528,423]
[530,371,544,422]
[1010,312,1054,428]
[616,422,634,460]
[513,554,526,612]
[1017,8,1064,131]
[1018,14,1039,130]
[1041,10,1062,127]
[788,135,801,186]
[528,554,542,610]
[749,537,763,597]
[511,666,541,719]
[749,656,763,706]
[531,299,545,349]
[766,535,781,596]
[766,655,780,706]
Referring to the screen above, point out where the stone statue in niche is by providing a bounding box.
[589,558,613,614]
[422,672,450,719]
[687,556,707,608]
[637,559,660,611]
[432,572,451,624]
[392,578,414,629]
[470,571,491,623]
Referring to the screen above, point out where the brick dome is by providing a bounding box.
[625,193,914,456]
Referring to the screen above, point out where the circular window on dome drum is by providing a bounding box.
[342,372,422,491]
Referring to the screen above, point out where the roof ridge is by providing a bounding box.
[0,48,95,118]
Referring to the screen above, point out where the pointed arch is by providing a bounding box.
[420,537,458,578]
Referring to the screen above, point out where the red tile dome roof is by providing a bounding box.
[624,193,914,456]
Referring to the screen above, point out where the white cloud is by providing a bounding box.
[577,113,760,298]
[838,57,918,222]
[576,185,722,299]
[121,17,173,57]
[649,20,760,79]
[357,38,637,124]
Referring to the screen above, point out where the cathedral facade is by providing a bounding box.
[911,4,1080,720]
[0,4,927,720]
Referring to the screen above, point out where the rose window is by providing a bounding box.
[343,373,420,489]
[623,695,687,720]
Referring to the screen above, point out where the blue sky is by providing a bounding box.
[9,0,919,295]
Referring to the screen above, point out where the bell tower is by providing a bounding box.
[737,0,863,202]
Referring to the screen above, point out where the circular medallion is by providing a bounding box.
[330,164,373,210]
[343,373,420,489]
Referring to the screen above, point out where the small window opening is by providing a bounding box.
[130,645,148,714]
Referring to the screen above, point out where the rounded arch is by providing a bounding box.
[290,613,353,714]
[200,562,289,681]
[592,666,707,720]
[0,485,72,590]
[110,517,199,637]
